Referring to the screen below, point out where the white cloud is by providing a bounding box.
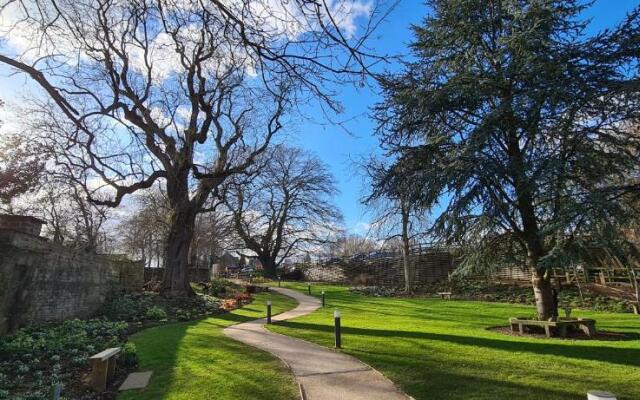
[0,0,372,81]
[351,220,372,234]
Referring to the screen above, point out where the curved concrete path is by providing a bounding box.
[224,287,410,400]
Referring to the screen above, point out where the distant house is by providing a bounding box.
[213,252,242,276]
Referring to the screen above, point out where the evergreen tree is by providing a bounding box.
[373,0,640,319]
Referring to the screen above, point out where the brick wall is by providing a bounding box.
[0,230,143,334]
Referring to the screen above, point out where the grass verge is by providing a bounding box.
[269,283,640,400]
[119,291,299,400]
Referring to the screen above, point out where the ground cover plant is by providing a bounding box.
[118,291,299,400]
[0,279,259,399]
[350,280,636,313]
[270,283,640,400]
[0,319,133,400]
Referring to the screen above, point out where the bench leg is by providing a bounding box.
[90,360,108,392]
[518,323,524,335]
[581,324,595,337]
[633,304,639,315]
[107,357,117,382]
[544,325,551,338]
[558,325,567,338]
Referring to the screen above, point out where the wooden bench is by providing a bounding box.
[509,317,596,338]
[89,347,121,391]
[437,292,452,300]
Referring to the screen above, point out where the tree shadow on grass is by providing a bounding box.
[119,301,297,400]
[274,321,640,368]
[396,368,591,400]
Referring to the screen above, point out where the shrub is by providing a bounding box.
[246,285,257,293]
[208,278,230,297]
[120,342,138,368]
[145,306,167,320]
[251,276,271,284]
[349,286,401,297]
[103,294,140,320]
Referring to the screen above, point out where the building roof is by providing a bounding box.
[0,214,47,224]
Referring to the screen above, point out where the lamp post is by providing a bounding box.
[321,291,325,307]
[307,283,311,295]
[334,310,341,348]
[267,300,272,324]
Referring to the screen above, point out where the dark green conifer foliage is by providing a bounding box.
[374,0,640,319]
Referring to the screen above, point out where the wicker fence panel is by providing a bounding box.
[301,249,457,287]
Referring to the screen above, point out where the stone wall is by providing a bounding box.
[0,230,143,334]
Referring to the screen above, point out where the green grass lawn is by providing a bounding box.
[269,283,640,400]
[119,292,299,400]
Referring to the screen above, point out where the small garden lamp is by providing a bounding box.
[267,300,272,324]
[334,310,341,348]
[587,391,616,400]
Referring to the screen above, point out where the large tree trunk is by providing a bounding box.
[532,270,555,320]
[259,256,277,278]
[161,203,196,297]
[525,240,556,320]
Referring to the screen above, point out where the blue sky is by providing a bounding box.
[0,0,637,234]
[289,0,640,234]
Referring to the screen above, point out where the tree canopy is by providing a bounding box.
[373,0,640,318]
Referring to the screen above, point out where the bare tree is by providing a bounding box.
[322,233,377,259]
[224,145,342,277]
[363,159,430,293]
[117,189,170,267]
[0,0,384,295]
[0,127,44,209]
[119,187,237,272]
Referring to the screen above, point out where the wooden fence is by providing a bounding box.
[300,246,457,287]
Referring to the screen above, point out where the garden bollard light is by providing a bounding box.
[51,384,62,400]
[334,310,341,348]
[587,391,617,400]
[308,283,311,295]
[322,291,325,307]
[267,300,272,324]
[278,277,281,287]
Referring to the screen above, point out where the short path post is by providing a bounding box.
[334,310,342,348]
[308,283,311,295]
[88,347,121,391]
[267,300,272,324]
[278,277,281,287]
[321,291,325,307]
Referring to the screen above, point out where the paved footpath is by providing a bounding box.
[223,287,410,400]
